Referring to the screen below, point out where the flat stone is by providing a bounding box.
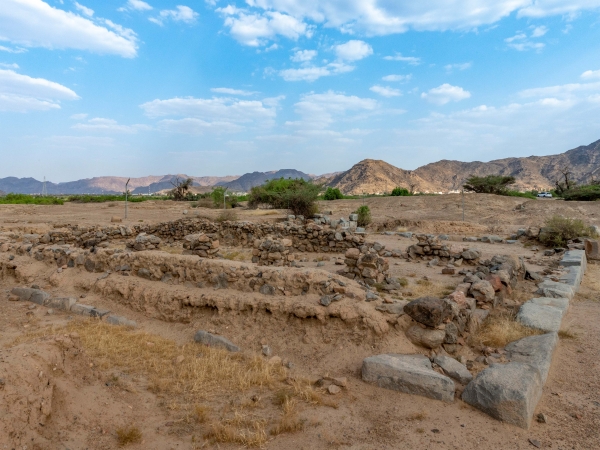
[45,297,76,311]
[505,332,558,383]
[462,362,543,429]
[259,284,276,296]
[362,354,455,403]
[517,302,564,333]
[105,315,137,327]
[70,304,96,316]
[558,266,584,290]
[433,355,473,384]
[528,297,569,315]
[535,280,574,300]
[194,330,240,352]
[559,249,586,268]
[376,301,409,315]
[404,297,454,327]
[10,287,50,305]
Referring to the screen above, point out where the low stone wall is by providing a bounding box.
[125,233,162,251]
[339,248,389,285]
[406,234,481,265]
[251,238,295,266]
[181,233,221,258]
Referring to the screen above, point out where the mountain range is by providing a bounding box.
[1,139,598,196]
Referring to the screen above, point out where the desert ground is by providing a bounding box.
[1,195,599,449]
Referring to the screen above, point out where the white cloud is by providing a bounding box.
[72,117,150,133]
[0,62,19,69]
[287,91,377,131]
[0,0,138,58]
[0,68,79,112]
[0,45,27,53]
[444,62,472,72]
[74,2,94,17]
[211,87,257,96]
[383,53,421,65]
[582,69,600,80]
[217,8,309,46]
[334,40,373,61]
[291,49,317,62]
[150,5,198,25]
[519,81,600,99]
[118,0,153,12]
[530,25,548,37]
[44,135,114,149]
[382,74,411,82]
[518,1,600,18]
[421,83,471,105]
[140,96,277,134]
[279,62,353,82]
[370,85,402,97]
[70,113,88,119]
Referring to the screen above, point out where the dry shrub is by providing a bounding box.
[194,405,209,423]
[270,398,304,436]
[116,425,142,446]
[539,215,597,247]
[222,251,248,261]
[406,410,428,421]
[398,277,408,287]
[65,321,286,399]
[558,328,577,339]
[204,411,268,447]
[473,311,542,348]
[215,210,238,222]
[410,279,457,298]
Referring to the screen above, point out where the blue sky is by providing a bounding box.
[1,0,600,181]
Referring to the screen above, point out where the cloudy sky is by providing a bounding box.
[1,0,600,181]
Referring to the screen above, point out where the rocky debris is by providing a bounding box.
[252,238,295,266]
[126,233,162,251]
[406,325,445,349]
[339,249,389,285]
[182,233,220,258]
[194,330,240,352]
[462,362,543,429]
[362,354,455,403]
[404,297,454,328]
[433,355,473,384]
[469,280,495,304]
[406,235,478,265]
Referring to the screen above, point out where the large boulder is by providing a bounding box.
[462,362,543,429]
[362,354,455,403]
[404,296,454,327]
[469,280,495,303]
[406,325,445,349]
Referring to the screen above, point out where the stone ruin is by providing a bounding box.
[182,233,221,258]
[125,233,162,251]
[251,237,295,267]
[339,248,389,284]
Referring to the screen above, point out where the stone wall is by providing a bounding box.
[181,233,221,258]
[251,238,295,266]
[339,248,389,285]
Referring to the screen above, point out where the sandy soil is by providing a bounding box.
[1,197,599,449]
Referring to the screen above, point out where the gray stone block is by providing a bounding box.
[517,302,564,333]
[505,332,558,384]
[559,249,586,269]
[10,287,50,305]
[433,355,473,384]
[535,280,574,300]
[90,308,111,318]
[558,266,583,290]
[45,297,76,311]
[105,315,137,327]
[462,362,543,429]
[194,330,240,352]
[362,354,455,403]
[529,297,569,315]
[70,304,96,316]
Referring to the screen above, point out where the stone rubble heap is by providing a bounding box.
[339,248,390,285]
[251,237,295,266]
[182,233,220,258]
[406,234,481,267]
[125,233,162,251]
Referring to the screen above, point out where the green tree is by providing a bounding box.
[168,177,194,201]
[210,187,226,208]
[354,205,371,227]
[391,187,411,196]
[323,187,344,200]
[248,178,320,217]
[463,175,516,195]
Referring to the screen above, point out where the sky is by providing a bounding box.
[1,0,600,182]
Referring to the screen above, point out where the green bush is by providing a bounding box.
[391,187,411,196]
[323,187,343,200]
[561,184,600,201]
[463,175,516,195]
[67,194,157,203]
[0,194,63,205]
[355,205,371,227]
[248,178,320,217]
[504,190,537,199]
[539,215,598,247]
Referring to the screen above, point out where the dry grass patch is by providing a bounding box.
[406,410,428,421]
[116,425,142,446]
[473,311,543,348]
[270,398,305,436]
[409,279,457,298]
[204,412,268,447]
[558,328,577,340]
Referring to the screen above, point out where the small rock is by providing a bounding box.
[332,377,348,387]
[406,325,445,349]
[528,438,541,448]
[328,385,341,395]
[46,309,54,315]
[175,355,185,364]
[536,413,547,423]
[267,356,282,366]
[317,261,325,267]
[262,345,272,357]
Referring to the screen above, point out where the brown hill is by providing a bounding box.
[329,139,600,194]
[413,139,600,192]
[327,159,436,195]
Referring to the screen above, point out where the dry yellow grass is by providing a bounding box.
[473,311,543,348]
[116,425,142,446]
[270,398,304,436]
[407,279,456,298]
[204,412,268,447]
